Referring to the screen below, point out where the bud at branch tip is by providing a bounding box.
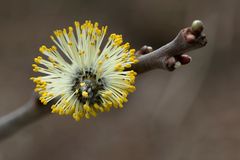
[191,20,204,34]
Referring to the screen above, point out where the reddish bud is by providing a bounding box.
[175,54,192,65]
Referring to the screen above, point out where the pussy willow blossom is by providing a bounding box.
[30,21,138,121]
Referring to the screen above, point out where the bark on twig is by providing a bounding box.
[0,20,207,142]
[0,94,51,141]
[131,20,207,73]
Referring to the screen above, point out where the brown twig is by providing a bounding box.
[0,94,51,141]
[0,20,207,142]
[131,20,207,73]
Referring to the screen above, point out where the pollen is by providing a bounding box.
[82,91,89,98]
[31,20,138,122]
[80,82,85,87]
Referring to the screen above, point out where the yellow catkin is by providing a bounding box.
[31,20,138,122]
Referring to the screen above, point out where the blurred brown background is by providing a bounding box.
[0,0,239,159]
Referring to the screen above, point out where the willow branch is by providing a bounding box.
[0,20,207,141]
[0,94,51,141]
[131,20,207,73]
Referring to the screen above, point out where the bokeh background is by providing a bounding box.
[0,0,239,159]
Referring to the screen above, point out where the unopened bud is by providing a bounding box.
[191,20,204,34]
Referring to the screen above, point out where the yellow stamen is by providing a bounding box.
[82,91,88,98]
